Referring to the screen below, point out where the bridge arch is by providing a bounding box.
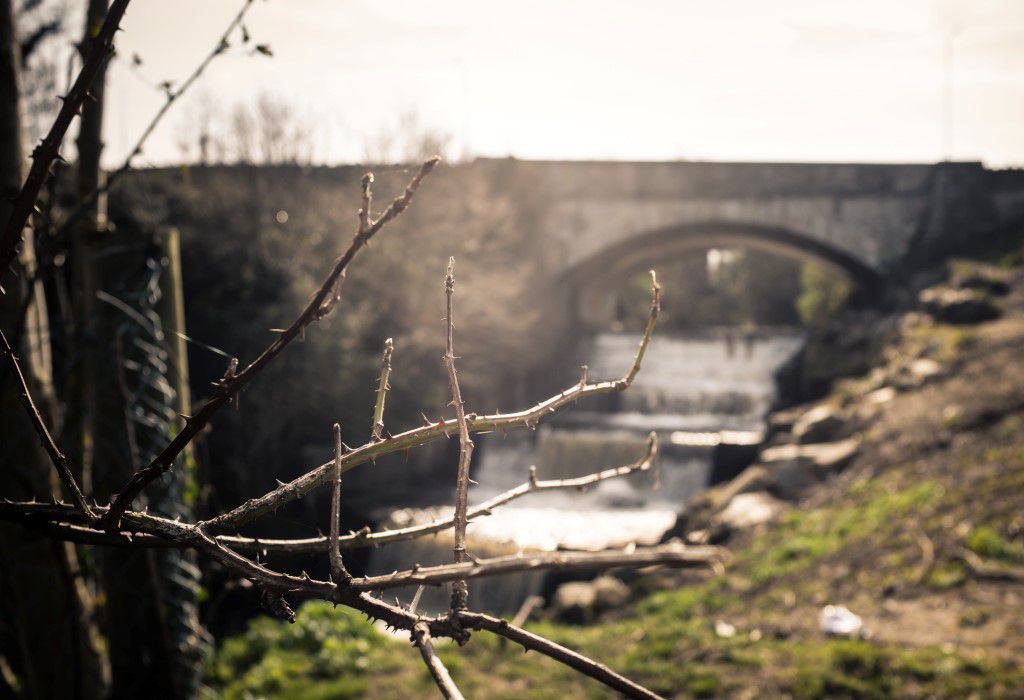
[561,221,886,327]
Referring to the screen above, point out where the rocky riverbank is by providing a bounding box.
[209,254,1024,698]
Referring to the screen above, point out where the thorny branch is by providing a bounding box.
[459,612,664,700]
[0,330,94,521]
[371,338,393,440]
[412,622,466,700]
[0,434,658,555]
[0,499,725,593]
[99,156,440,529]
[200,272,660,534]
[56,0,259,237]
[443,257,474,612]
[0,0,131,289]
[328,423,351,585]
[2,135,698,697]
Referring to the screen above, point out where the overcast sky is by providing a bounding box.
[102,0,1024,168]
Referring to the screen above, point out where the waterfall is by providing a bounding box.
[367,329,804,613]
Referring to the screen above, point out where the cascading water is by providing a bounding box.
[366,329,804,613]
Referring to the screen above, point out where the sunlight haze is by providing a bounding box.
[105,0,1024,167]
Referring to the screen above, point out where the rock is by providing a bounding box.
[792,404,846,444]
[865,386,897,404]
[802,438,860,472]
[758,448,817,500]
[767,405,806,435]
[591,575,630,609]
[918,286,1000,324]
[758,439,860,499]
[909,358,943,381]
[950,260,1011,296]
[714,491,784,529]
[667,465,773,538]
[550,581,596,623]
[550,576,630,623]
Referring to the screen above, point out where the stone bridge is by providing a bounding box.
[472,159,1024,326]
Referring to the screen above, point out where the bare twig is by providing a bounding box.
[200,274,660,534]
[443,258,474,612]
[626,271,660,385]
[0,436,658,555]
[56,0,258,237]
[0,500,724,591]
[912,531,935,586]
[99,157,440,529]
[958,547,1024,583]
[329,423,351,585]
[371,338,393,440]
[358,173,373,233]
[510,594,544,629]
[459,612,663,700]
[412,622,465,700]
[352,542,725,592]
[0,0,131,290]
[0,330,93,521]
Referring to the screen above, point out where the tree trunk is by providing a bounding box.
[0,1,107,697]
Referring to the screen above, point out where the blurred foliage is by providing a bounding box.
[797,262,852,326]
[208,601,386,699]
[107,163,551,528]
[967,526,1024,564]
[613,248,805,332]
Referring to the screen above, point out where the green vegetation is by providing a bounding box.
[209,602,390,699]
[208,458,1021,698]
[967,526,1024,565]
[797,262,852,326]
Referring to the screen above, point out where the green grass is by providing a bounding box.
[205,468,1024,699]
[967,526,1024,564]
[207,387,1024,699]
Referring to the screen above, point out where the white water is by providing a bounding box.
[366,330,804,611]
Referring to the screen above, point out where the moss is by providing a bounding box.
[686,670,721,698]
[967,526,1024,564]
[927,561,967,590]
[744,478,939,586]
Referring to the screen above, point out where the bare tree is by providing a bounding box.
[0,1,107,696]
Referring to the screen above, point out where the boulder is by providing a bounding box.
[550,576,630,623]
[792,404,846,444]
[918,286,1000,324]
[714,491,784,529]
[659,465,773,542]
[909,358,943,382]
[591,575,630,609]
[802,438,860,473]
[759,448,817,500]
[758,438,860,499]
[865,386,897,405]
[550,581,596,623]
[949,260,1011,296]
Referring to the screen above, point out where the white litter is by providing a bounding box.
[714,620,737,638]
[819,605,863,637]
